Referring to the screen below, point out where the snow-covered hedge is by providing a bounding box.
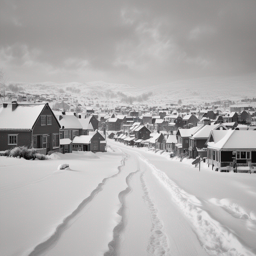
[0,146,48,160]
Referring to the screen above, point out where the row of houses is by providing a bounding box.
[111,119,256,172]
[0,102,106,154]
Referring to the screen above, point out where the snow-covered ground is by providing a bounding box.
[1,142,256,256]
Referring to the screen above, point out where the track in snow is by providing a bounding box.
[140,172,171,256]
[104,169,139,256]
[27,156,127,256]
[140,156,255,256]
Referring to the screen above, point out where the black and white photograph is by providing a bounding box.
[1,0,256,255]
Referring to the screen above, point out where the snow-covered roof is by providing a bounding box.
[73,135,92,144]
[134,125,145,131]
[143,113,152,118]
[58,115,83,129]
[178,125,203,137]
[60,138,72,145]
[116,115,125,120]
[208,130,230,144]
[79,118,94,130]
[192,124,220,139]
[0,103,46,130]
[208,130,256,150]
[166,135,177,144]
[182,114,192,120]
[155,119,164,124]
[108,118,118,122]
[147,133,161,143]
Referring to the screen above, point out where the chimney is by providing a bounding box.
[3,102,8,108]
[59,115,63,121]
[12,101,18,111]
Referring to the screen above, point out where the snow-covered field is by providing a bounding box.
[1,141,256,256]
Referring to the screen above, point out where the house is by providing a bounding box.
[207,130,256,172]
[154,133,166,150]
[204,110,218,120]
[166,134,177,153]
[72,130,106,152]
[239,111,252,124]
[142,113,152,125]
[134,125,151,146]
[57,113,83,140]
[107,117,122,131]
[0,102,60,154]
[176,126,203,157]
[222,112,239,123]
[60,138,72,153]
[182,114,199,127]
[189,124,227,159]
[79,118,94,135]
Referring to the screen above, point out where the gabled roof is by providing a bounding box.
[207,130,229,145]
[79,118,94,130]
[58,115,83,129]
[73,130,105,144]
[191,124,220,139]
[177,125,203,137]
[134,125,150,132]
[208,130,256,150]
[147,133,161,143]
[108,118,118,122]
[116,115,126,120]
[166,134,177,143]
[155,119,164,124]
[0,103,57,130]
[73,135,92,144]
[182,114,192,120]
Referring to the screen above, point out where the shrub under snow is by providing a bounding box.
[1,147,48,160]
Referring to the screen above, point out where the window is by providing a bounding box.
[72,130,79,139]
[42,135,48,148]
[236,151,251,159]
[64,130,69,139]
[41,115,46,126]
[47,115,52,125]
[8,134,18,145]
[213,150,216,160]
[52,133,60,148]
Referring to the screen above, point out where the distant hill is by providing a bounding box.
[7,74,256,105]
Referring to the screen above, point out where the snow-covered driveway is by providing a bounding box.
[1,141,256,255]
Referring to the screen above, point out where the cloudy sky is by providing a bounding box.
[1,0,256,87]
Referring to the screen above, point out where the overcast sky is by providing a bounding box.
[1,0,256,87]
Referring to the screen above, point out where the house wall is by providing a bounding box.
[90,116,99,130]
[239,112,251,124]
[33,105,60,152]
[107,120,121,131]
[91,132,106,152]
[143,116,152,125]
[188,115,198,126]
[135,127,150,140]
[0,130,31,151]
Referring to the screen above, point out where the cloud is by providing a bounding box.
[0,0,256,86]
[188,25,216,40]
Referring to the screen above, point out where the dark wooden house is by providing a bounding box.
[0,102,60,154]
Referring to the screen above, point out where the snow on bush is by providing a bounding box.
[1,146,48,160]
